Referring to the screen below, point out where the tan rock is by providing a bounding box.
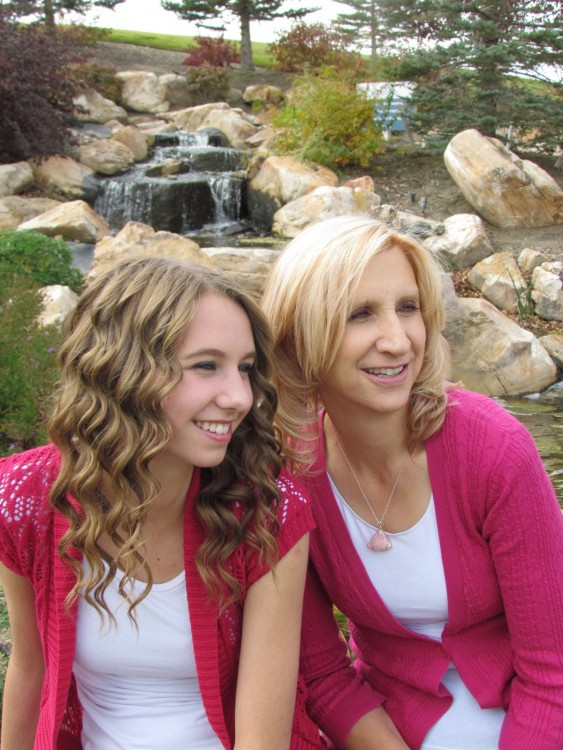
[116,71,170,114]
[531,264,563,322]
[538,334,563,370]
[0,196,62,230]
[424,213,493,270]
[201,246,282,297]
[90,221,216,278]
[32,156,96,200]
[73,88,128,124]
[18,200,110,243]
[170,102,231,131]
[111,126,150,161]
[467,251,527,314]
[37,285,79,328]
[0,161,34,197]
[444,129,563,228]
[79,139,136,175]
[242,84,285,107]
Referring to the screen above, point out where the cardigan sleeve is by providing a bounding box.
[300,562,385,747]
[245,469,315,588]
[479,413,563,750]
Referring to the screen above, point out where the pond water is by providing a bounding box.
[499,394,563,507]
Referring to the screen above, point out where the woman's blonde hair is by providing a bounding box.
[49,256,281,618]
[261,215,451,470]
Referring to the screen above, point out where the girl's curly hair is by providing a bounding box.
[48,256,281,619]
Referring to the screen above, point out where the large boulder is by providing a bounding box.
[199,108,258,148]
[90,221,215,278]
[272,185,382,238]
[201,245,282,297]
[248,156,339,232]
[467,252,527,314]
[73,88,128,124]
[170,102,232,131]
[37,285,79,328]
[78,139,136,175]
[159,73,193,110]
[111,125,150,161]
[0,162,34,197]
[531,262,563,322]
[444,129,563,228]
[18,200,110,243]
[0,196,62,230]
[443,290,557,396]
[32,156,97,201]
[116,71,170,114]
[423,213,493,270]
[243,84,285,107]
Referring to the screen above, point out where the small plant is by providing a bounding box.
[273,71,385,169]
[183,35,240,69]
[0,276,62,454]
[0,231,83,292]
[268,21,366,77]
[507,268,535,320]
[69,61,122,103]
[185,64,231,105]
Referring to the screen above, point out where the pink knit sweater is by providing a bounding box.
[298,389,563,750]
[0,444,324,749]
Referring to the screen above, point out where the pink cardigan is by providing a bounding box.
[0,444,324,750]
[298,389,563,750]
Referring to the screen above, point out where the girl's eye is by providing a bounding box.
[239,362,255,375]
[192,361,216,371]
[349,307,371,322]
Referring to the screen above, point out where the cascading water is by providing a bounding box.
[94,128,249,237]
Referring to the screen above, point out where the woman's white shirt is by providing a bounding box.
[73,559,223,750]
[329,477,505,750]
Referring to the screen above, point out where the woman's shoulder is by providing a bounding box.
[444,388,527,436]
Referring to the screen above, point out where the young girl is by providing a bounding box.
[0,257,322,750]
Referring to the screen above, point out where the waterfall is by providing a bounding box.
[94,129,249,237]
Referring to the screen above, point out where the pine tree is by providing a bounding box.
[333,0,383,66]
[2,1,125,30]
[378,0,562,151]
[162,0,316,70]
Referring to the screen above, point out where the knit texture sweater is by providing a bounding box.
[298,389,563,750]
[0,444,324,750]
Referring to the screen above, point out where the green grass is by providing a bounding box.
[104,28,275,68]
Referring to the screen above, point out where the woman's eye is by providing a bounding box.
[400,302,420,314]
[349,307,371,322]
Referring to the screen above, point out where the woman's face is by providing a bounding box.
[157,293,256,474]
[319,246,427,423]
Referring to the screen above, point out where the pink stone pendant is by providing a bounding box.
[367,529,392,551]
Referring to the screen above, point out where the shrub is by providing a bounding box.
[183,35,240,69]
[0,230,83,292]
[0,15,91,163]
[185,64,232,105]
[69,61,122,103]
[0,276,61,454]
[269,21,366,77]
[272,71,385,169]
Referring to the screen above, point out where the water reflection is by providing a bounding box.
[497,395,563,507]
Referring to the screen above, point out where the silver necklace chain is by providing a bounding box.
[329,421,408,533]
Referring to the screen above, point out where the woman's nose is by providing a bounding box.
[375,314,410,354]
[215,370,253,412]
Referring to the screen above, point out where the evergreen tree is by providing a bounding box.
[378,0,562,151]
[333,0,383,66]
[161,0,316,70]
[2,1,125,30]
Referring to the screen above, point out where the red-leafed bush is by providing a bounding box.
[269,21,365,76]
[0,14,90,163]
[183,35,240,69]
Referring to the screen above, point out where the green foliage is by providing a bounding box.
[273,71,385,169]
[333,0,385,65]
[375,0,563,153]
[4,0,126,28]
[69,61,122,103]
[0,277,62,454]
[0,231,83,292]
[185,64,232,104]
[269,21,367,76]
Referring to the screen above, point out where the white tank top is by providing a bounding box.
[329,477,505,749]
[73,559,223,750]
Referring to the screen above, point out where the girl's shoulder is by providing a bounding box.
[0,444,61,576]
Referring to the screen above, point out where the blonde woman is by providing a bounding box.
[0,257,323,750]
[262,216,563,750]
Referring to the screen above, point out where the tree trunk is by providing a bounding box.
[43,0,56,30]
[238,1,254,71]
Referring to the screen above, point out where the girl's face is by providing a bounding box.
[157,293,256,475]
[319,246,427,424]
